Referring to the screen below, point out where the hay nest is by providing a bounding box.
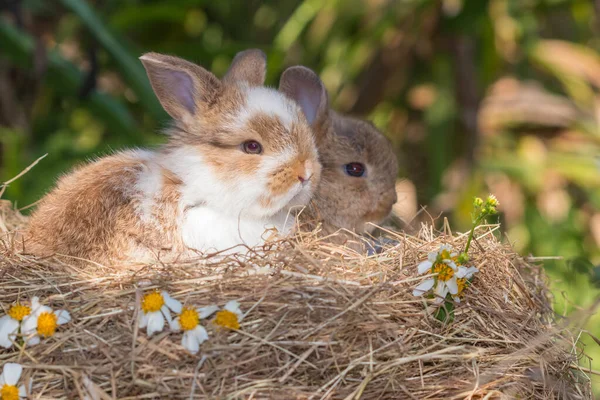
[0,200,592,399]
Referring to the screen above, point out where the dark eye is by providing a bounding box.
[242,140,262,154]
[344,162,366,177]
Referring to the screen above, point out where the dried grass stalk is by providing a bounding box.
[0,202,592,399]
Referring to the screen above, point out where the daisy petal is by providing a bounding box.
[55,309,71,325]
[30,297,41,312]
[412,279,435,296]
[26,335,41,346]
[439,244,452,253]
[192,325,209,345]
[138,312,149,329]
[162,291,182,314]
[0,316,20,348]
[224,300,243,320]
[19,384,27,397]
[2,363,22,385]
[30,298,52,317]
[442,259,458,270]
[170,318,181,332]
[182,332,199,354]
[446,278,459,295]
[21,314,38,336]
[417,261,433,275]
[197,305,220,319]
[427,251,438,262]
[434,282,449,303]
[452,296,461,303]
[160,305,173,325]
[146,311,165,336]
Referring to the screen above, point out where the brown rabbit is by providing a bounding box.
[23,51,327,265]
[280,67,398,244]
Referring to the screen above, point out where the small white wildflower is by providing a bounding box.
[213,301,244,330]
[21,297,71,346]
[138,291,182,336]
[0,363,29,400]
[413,245,460,303]
[0,303,32,348]
[170,305,218,354]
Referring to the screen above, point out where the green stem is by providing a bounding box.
[464,214,484,255]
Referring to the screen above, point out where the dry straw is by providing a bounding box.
[0,199,594,399]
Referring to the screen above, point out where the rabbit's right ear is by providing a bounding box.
[279,66,328,126]
[140,52,221,124]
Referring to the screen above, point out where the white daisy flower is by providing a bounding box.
[21,297,71,346]
[138,291,182,336]
[412,245,460,303]
[0,303,32,348]
[213,300,244,330]
[170,305,218,354]
[0,363,29,399]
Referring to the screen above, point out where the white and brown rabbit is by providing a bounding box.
[280,67,398,246]
[24,50,327,264]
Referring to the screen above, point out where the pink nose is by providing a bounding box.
[297,160,314,184]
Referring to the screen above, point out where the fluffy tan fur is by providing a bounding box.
[24,51,324,265]
[304,111,398,238]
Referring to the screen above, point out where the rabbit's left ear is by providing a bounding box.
[279,66,328,126]
[223,49,267,87]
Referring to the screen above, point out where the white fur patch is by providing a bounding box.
[134,161,163,222]
[236,86,299,130]
[181,207,284,254]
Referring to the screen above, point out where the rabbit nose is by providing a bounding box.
[298,160,313,184]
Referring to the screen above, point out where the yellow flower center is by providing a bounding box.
[179,307,200,331]
[214,310,239,330]
[37,312,58,337]
[7,304,31,321]
[457,278,467,295]
[432,263,454,281]
[141,292,164,313]
[1,384,19,400]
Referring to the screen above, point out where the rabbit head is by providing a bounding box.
[140,50,327,220]
[280,67,398,234]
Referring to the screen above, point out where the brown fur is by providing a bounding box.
[24,51,324,265]
[304,110,399,236]
[24,152,184,265]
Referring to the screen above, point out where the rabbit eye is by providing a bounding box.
[344,162,365,177]
[242,140,262,154]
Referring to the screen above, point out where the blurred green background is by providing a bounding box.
[1,0,599,393]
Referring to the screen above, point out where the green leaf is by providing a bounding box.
[434,300,455,324]
[0,20,140,140]
[58,0,168,122]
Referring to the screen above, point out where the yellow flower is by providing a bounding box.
[170,305,218,354]
[214,301,243,330]
[0,303,32,349]
[138,290,182,337]
[413,245,460,303]
[0,363,29,399]
[21,297,71,346]
[7,305,30,322]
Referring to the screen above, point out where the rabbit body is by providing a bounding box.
[25,51,327,264]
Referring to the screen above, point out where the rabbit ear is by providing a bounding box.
[279,66,328,126]
[223,49,267,86]
[140,52,221,123]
